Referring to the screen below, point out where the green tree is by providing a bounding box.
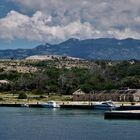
[18,92,28,99]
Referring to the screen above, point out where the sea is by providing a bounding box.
[0,107,139,140]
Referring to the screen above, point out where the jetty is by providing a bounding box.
[0,103,95,109]
[105,110,140,119]
[117,105,140,110]
[1,103,140,111]
[0,104,21,107]
[60,104,95,109]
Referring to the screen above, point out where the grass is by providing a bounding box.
[0,92,139,106]
[0,92,73,104]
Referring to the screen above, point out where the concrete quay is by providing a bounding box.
[105,110,140,119]
[60,104,95,109]
[117,105,140,110]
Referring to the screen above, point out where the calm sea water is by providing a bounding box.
[0,107,139,140]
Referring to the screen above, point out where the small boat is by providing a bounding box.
[41,101,60,108]
[21,104,29,107]
[94,101,116,110]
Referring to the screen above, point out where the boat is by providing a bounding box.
[94,101,116,110]
[41,101,60,108]
[21,104,29,107]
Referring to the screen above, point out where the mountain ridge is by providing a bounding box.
[0,38,140,60]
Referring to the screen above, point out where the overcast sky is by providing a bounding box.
[0,0,140,49]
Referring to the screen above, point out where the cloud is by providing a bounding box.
[0,0,140,43]
[0,10,103,42]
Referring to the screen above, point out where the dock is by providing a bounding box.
[117,105,140,110]
[60,104,95,109]
[105,110,140,119]
[0,103,47,108]
[1,103,140,111]
[0,103,95,109]
[0,104,21,107]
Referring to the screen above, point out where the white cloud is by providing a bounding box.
[0,10,102,42]
[1,0,140,42]
[0,10,29,40]
[107,28,140,39]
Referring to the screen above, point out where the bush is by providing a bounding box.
[39,95,47,98]
[18,92,28,99]
[0,97,4,101]
[121,77,140,89]
[80,84,93,93]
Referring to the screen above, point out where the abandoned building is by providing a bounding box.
[73,89,140,102]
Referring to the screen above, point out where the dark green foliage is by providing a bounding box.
[0,71,20,81]
[0,60,139,94]
[39,95,47,98]
[80,84,93,93]
[110,61,140,78]
[121,77,140,89]
[0,84,11,91]
[18,92,28,99]
[0,97,4,101]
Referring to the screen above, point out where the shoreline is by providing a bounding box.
[0,100,140,106]
[1,92,140,107]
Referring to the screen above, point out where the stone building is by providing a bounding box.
[73,89,140,102]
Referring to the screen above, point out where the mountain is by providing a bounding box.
[0,38,140,60]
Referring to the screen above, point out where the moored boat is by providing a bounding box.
[94,101,116,110]
[21,104,29,107]
[41,101,60,108]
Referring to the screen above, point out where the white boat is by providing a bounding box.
[21,104,29,107]
[41,101,60,108]
[94,101,116,110]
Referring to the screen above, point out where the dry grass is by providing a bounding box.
[0,92,139,106]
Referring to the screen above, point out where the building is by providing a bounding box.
[73,89,140,102]
[72,89,88,101]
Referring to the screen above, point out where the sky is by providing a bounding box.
[0,0,140,49]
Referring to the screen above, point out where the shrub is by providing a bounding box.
[39,95,47,98]
[18,92,28,99]
[80,84,93,93]
[0,97,4,101]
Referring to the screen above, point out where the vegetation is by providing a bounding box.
[0,59,139,94]
[18,92,28,99]
[0,97,4,101]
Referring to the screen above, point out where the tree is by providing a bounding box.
[81,84,93,93]
[121,77,140,89]
[18,92,28,99]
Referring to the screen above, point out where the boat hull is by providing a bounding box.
[41,104,60,108]
[94,105,116,110]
